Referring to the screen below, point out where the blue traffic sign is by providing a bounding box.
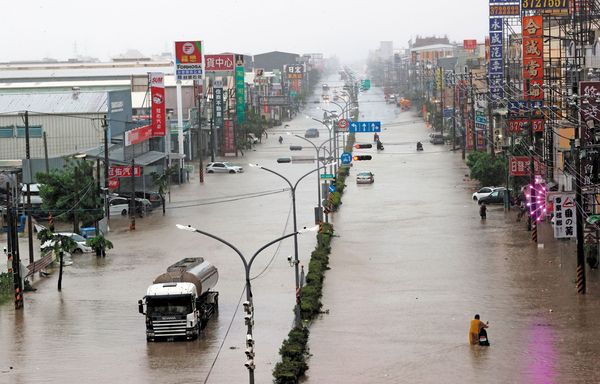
[349,121,381,133]
[329,184,337,193]
[340,152,352,165]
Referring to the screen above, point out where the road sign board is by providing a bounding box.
[349,121,381,133]
[340,152,352,165]
[338,119,349,130]
[320,173,335,179]
[360,79,371,90]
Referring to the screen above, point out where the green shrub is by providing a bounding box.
[0,273,13,305]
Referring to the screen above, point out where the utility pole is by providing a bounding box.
[102,116,110,221]
[452,72,457,151]
[43,131,49,173]
[486,75,495,158]
[460,75,466,160]
[469,71,477,152]
[129,158,136,231]
[7,183,23,309]
[23,111,34,264]
[196,86,204,183]
[210,118,215,162]
[73,164,79,234]
[526,79,537,243]
[440,67,445,135]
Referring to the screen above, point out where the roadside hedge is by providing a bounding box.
[273,135,356,383]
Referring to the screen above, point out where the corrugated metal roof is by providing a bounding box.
[0,66,174,81]
[0,92,108,114]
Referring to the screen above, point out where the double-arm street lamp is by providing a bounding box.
[176,224,317,384]
[249,161,333,328]
[287,133,335,224]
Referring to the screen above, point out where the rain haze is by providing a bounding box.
[2,0,488,61]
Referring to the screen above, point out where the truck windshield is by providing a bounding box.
[146,296,192,316]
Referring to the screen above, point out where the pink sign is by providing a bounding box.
[223,120,235,153]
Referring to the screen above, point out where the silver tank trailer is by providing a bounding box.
[153,257,218,296]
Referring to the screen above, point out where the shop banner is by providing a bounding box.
[552,194,576,239]
[235,54,246,124]
[125,125,152,146]
[223,120,235,153]
[149,72,166,136]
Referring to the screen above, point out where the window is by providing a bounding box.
[0,125,14,138]
[16,125,43,138]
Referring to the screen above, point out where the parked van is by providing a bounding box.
[20,183,43,206]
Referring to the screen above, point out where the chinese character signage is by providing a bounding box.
[205,54,234,72]
[235,54,246,124]
[522,0,569,10]
[174,41,203,81]
[522,16,544,100]
[223,119,235,154]
[125,125,153,146]
[149,72,165,137]
[213,85,224,129]
[509,156,545,176]
[285,64,305,80]
[579,81,600,187]
[109,165,142,178]
[553,194,576,238]
[488,14,504,100]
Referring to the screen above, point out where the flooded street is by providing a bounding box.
[306,87,600,383]
[2,82,600,384]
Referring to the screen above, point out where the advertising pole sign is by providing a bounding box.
[174,41,203,81]
[552,194,576,239]
[213,82,224,129]
[285,64,305,80]
[235,54,246,124]
[223,119,235,154]
[522,16,544,100]
[488,16,504,101]
[149,72,166,136]
[205,54,234,72]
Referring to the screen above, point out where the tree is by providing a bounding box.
[37,228,77,291]
[37,160,102,233]
[466,152,507,187]
[150,165,178,216]
[87,234,114,258]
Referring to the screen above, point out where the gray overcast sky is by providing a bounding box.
[3,0,488,62]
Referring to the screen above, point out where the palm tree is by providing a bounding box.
[38,228,77,291]
[151,165,178,216]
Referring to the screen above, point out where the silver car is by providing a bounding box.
[206,162,244,174]
[356,171,375,184]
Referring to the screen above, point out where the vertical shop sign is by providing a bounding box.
[149,72,165,136]
[235,54,246,124]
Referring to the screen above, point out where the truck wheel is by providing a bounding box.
[121,209,127,216]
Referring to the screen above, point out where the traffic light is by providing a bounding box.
[352,155,372,161]
[354,143,373,149]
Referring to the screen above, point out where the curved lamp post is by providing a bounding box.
[286,133,334,223]
[176,224,318,384]
[248,162,333,328]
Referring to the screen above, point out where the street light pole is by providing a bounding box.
[287,134,335,223]
[249,162,332,327]
[177,224,313,384]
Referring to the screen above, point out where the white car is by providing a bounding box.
[109,197,130,216]
[206,162,244,174]
[356,171,375,184]
[472,186,498,201]
[56,232,93,253]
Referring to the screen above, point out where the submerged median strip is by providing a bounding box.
[273,133,356,384]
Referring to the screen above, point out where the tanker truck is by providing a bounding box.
[138,257,219,341]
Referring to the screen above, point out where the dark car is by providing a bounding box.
[478,188,510,205]
[304,128,320,138]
